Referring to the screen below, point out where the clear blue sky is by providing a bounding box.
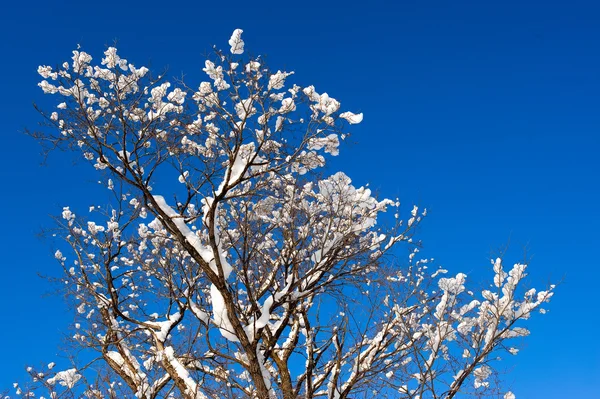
[0,0,598,397]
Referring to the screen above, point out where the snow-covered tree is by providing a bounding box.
[18,30,553,399]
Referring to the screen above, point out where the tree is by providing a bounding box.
[17,30,553,399]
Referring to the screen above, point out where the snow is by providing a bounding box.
[163,346,208,399]
[216,142,256,196]
[106,350,148,388]
[235,98,256,119]
[431,268,448,278]
[145,312,182,342]
[473,365,492,389]
[339,111,363,124]
[243,277,292,341]
[152,195,216,271]
[37,65,57,79]
[245,60,260,73]
[438,273,466,295]
[101,47,122,69]
[279,97,296,113]
[229,29,244,54]
[71,50,92,71]
[178,171,189,183]
[46,368,81,389]
[210,284,239,342]
[189,300,210,324]
[256,344,276,398]
[315,93,340,116]
[106,350,125,366]
[244,295,274,341]
[268,70,294,90]
[307,134,340,156]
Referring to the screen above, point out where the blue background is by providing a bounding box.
[0,0,598,397]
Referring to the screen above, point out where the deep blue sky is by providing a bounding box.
[0,0,598,397]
